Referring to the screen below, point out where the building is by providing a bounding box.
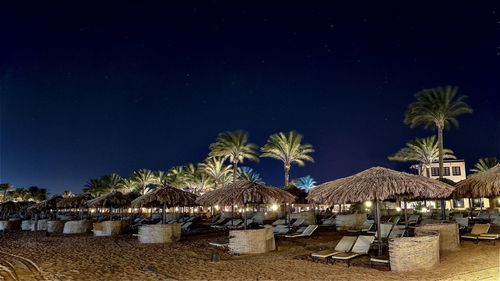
[424,159,466,183]
[420,160,490,210]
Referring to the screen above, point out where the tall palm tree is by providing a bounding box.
[83,178,105,197]
[27,186,48,202]
[131,169,156,195]
[237,166,264,184]
[261,131,314,187]
[295,175,317,191]
[200,157,232,189]
[388,136,456,177]
[183,163,214,194]
[101,173,122,193]
[405,86,472,180]
[0,183,13,202]
[471,157,499,174]
[118,177,137,193]
[165,166,187,188]
[209,130,260,183]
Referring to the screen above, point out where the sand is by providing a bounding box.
[0,229,499,281]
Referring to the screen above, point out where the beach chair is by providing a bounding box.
[210,217,227,227]
[311,236,357,260]
[347,220,374,233]
[322,217,336,226]
[181,221,192,231]
[374,223,393,242]
[331,235,375,266]
[455,217,469,231]
[388,226,405,238]
[285,225,319,238]
[291,218,305,227]
[272,219,286,226]
[273,225,291,234]
[390,216,401,225]
[228,219,254,229]
[461,223,490,243]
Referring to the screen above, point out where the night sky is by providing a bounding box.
[1,1,499,195]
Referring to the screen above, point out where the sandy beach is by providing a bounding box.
[1,228,499,281]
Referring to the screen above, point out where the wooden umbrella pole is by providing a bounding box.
[231,205,234,226]
[244,203,247,230]
[404,200,408,229]
[162,203,167,224]
[376,200,382,256]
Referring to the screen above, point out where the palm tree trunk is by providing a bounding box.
[284,165,290,187]
[233,162,238,183]
[438,127,446,220]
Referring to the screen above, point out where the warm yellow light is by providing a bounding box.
[214,205,220,211]
[271,204,279,211]
[421,207,428,213]
[234,205,238,208]
[175,207,179,212]
[396,207,401,212]
[365,201,372,207]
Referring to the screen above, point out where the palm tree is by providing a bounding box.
[388,136,456,177]
[27,186,48,202]
[62,190,75,198]
[405,86,472,181]
[165,166,187,188]
[261,131,314,187]
[209,130,259,183]
[118,177,137,193]
[200,157,232,188]
[153,171,170,188]
[471,157,499,174]
[0,183,13,202]
[237,166,264,184]
[182,163,214,194]
[83,178,105,197]
[101,173,122,193]
[295,176,317,191]
[131,169,156,195]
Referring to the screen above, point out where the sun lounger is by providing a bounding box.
[347,220,374,233]
[228,219,254,229]
[272,219,286,226]
[209,240,229,248]
[374,223,393,242]
[370,255,390,269]
[322,218,335,225]
[181,221,192,231]
[285,225,319,238]
[273,225,291,234]
[292,218,305,227]
[388,226,405,238]
[461,223,490,242]
[311,236,357,259]
[331,235,375,266]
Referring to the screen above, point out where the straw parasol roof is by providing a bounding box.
[86,191,131,208]
[307,167,455,204]
[56,193,93,208]
[28,195,63,213]
[131,186,198,208]
[0,201,19,214]
[284,185,308,204]
[196,180,296,206]
[453,164,500,198]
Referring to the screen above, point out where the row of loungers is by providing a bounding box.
[311,235,375,266]
[461,223,500,245]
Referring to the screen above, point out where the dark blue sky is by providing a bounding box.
[1,1,499,194]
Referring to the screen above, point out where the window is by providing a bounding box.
[452,166,461,176]
[431,167,439,177]
[443,167,450,176]
[431,167,450,176]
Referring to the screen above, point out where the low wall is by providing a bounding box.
[137,224,181,243]
[47,221,64,233]
[415,223,460,251]
[21,220,32,230]
[229,228,275,254]
[31,219,48,231]
[389,230,440,272]
[0,220,18,231]
[93,221,128,236]
[63,220,92,234]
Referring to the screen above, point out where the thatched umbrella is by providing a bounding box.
[57,193,93,219]
[454,164,500,198]
[28,195,63,214]
[131,186,197,224]
[196,180,296,229]
[307,167,454,255]
[0,201,19,219]
[86,191,131,220]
